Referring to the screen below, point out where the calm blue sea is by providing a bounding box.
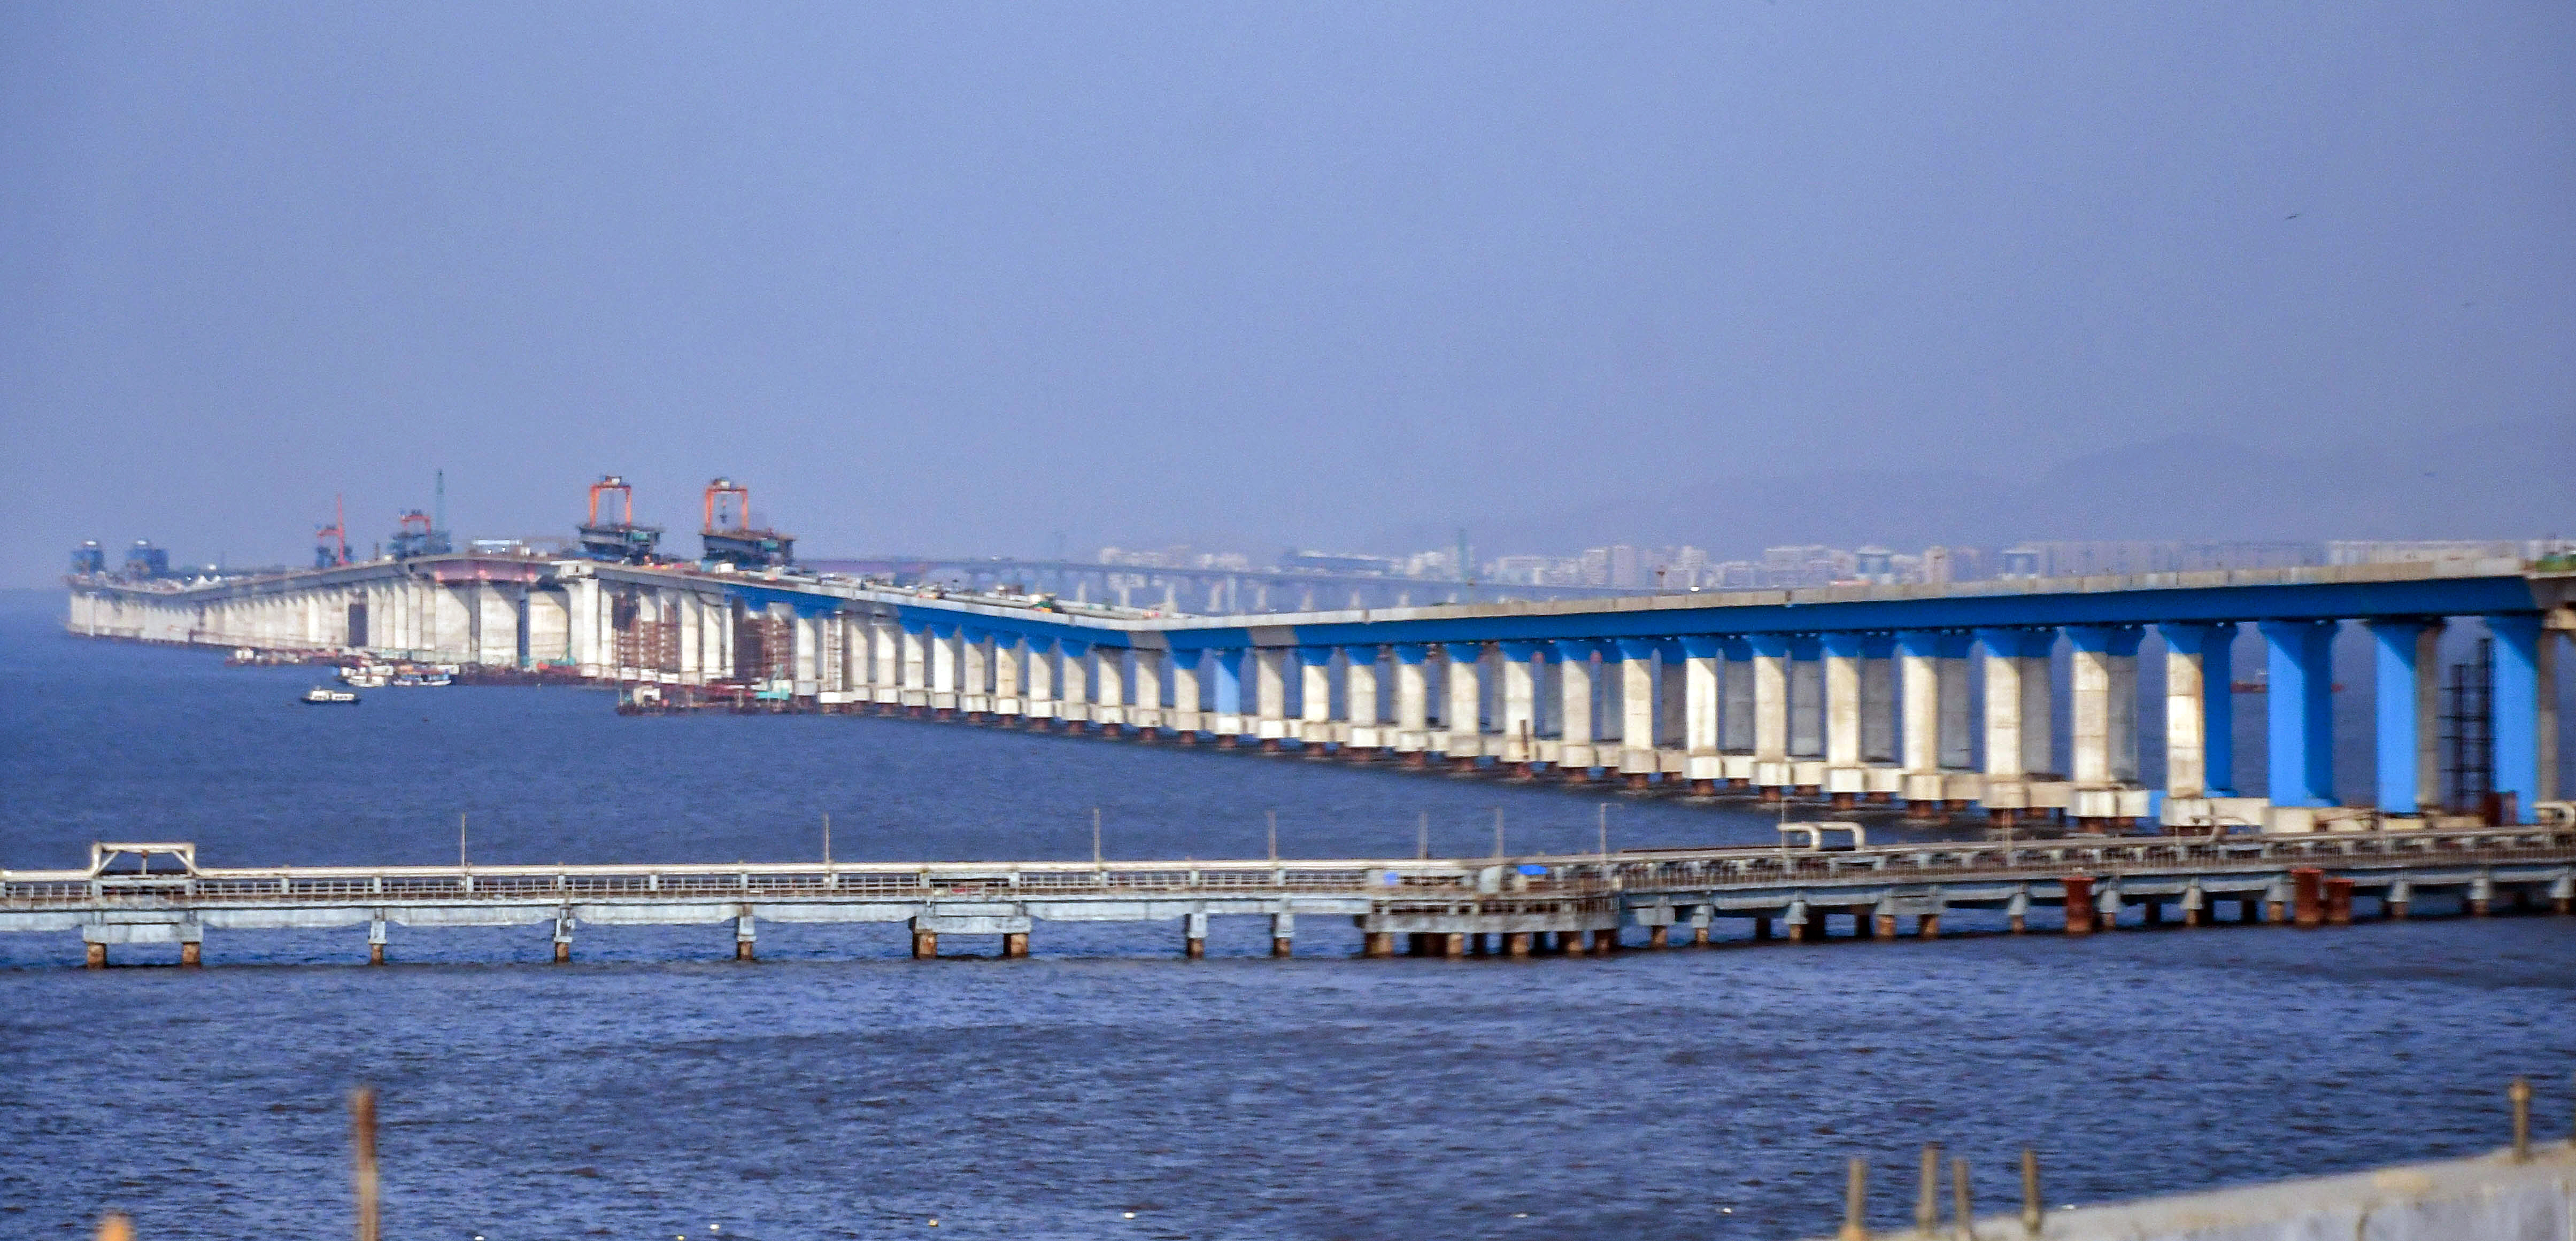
[3,589,2570,1241]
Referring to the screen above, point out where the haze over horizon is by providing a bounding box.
[4,3,2571,583]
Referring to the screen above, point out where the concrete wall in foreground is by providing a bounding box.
[1799,1143,2573,1241]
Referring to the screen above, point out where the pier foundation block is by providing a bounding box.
[2062,876,2096,935]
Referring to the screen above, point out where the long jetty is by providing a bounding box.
[13,826,2571,967]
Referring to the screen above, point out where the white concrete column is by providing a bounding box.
[900,625,928,707]
[960,631,991,711]
[1788,638,1823,761]
[992,635,1024,715]
[1615,640,1657,773]
[1092,646,1127,727]
[1750,634,1791,763]
[1128,647,1163,730]
[1722,638,1754,754]
[569,578,600,677]
[1682,637,1722,788]
[929,625,959,709]
[1341,646,1382,750]
[2153,624,2219,798]
[1497,642,1540,764]
[1253,647,1289,742]
[2018,647,2053,775]
[1168,650,1202,734]
[1297,648,1332,742]
[1939,642,1973,772]
[1658,642,1686,755]
[1899,631,1942,774]
[1442,642,1484,759]
[1059,641,1092,723]
[1552,641,1596,771]
[1977,629,2035,779]
[2065,626,2142,786]
[1393,644,1431,754]
[870,619,899,703]
[1024,638,1057,719]
[1824,633,1864,768]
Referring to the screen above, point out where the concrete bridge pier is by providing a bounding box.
[1749,634,1793,797]
[2061,876,2095,935]
[1823,632,1867,806]
[1441,642,1485,771]
[1339,645,1381,760]
[1058,639,1094,734]
[1167,649,1203,743]
[368,918,388,964]
[1498,641,1541,774]
[1184,912,1208,958]
[1253,647,1289,751]
[1270,912,1293,957]
[1092,644,1127,736]
[1023,637,1058,731]
[1554,640,1599,782]
[734,915,756,961]
[1209,647,1245,747]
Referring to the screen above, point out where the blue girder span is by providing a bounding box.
[1270,576,2542,648]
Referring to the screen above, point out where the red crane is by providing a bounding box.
[313,494,350,568]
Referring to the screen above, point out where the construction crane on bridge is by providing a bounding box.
[576,475,662,564]
[313,494,349,568]
[699,477,793,568]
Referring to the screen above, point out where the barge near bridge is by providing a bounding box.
[14,826,2572,967]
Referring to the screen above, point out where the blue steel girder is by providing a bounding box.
[721,581,843,619]
[1261,576,2542,648]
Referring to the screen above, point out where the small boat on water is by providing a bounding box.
[301,686,360,705]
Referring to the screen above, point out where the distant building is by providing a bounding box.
[2326,539,2572,567]
[1281,550,1402,576]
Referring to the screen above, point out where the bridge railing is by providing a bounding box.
[4,828,2568,906]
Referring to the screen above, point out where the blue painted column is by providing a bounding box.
[1210,647,1246,746]
[2488,612,2544,823]
[2257,619,2338,808]
[2364,619,2436,814]
[2155,623,2236,799]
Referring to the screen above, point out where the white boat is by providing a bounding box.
[301,686,360,705]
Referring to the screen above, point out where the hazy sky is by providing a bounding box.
[4,3,2571,582]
